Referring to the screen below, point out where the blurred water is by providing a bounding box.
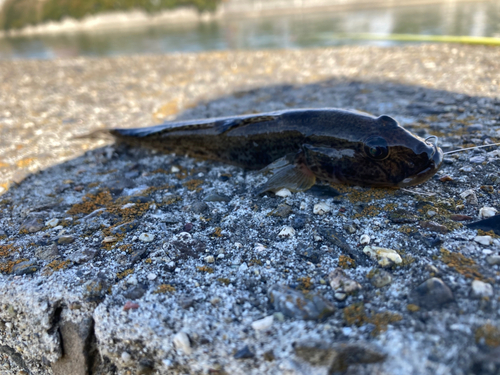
[0,1,498,59]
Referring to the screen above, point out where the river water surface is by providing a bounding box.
[0,0,498,59]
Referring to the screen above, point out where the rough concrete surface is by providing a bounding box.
[0,45,499,374]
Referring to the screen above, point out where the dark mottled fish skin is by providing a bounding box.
[110,108,443,192]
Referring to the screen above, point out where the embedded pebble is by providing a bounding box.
[411,277,454,309]
[475,235,493,246]
[479,207,498,219]
[369,269,393,288]
[486,255,500,265]
[313,202,332,215]
[111,220,138,235]
[102,236,117,243]
[57,235,75,245]
[363,246,402,267]
[272,203,292,217]
[251,315,274,331]
[419,221,449,234]
[35,244,59,261]
[291,215,306,229]
[147,273,157,281]
[121,351,132,363]
[427,210,437,218]
[460,189,478,205]
[278,226,295,238]
[450,214,473,221]
[123,301,139,311]
[359,234,370,245]
[45,218,59,227]
[471,280,493,298]
[268,284,335,320]
[205,255,215,263]
[294,341,386,371]
[173,332,192,355]
[20,217,44,233]
[12,260,38,275]
[139,233,155,242]
[170,166,180,173]
[191,201,209,213]
[204,193,231,202]
[343,223,356,234]
[275,188,292,197]
[123,284,147,300]
[469,156,486,163]
[69,248,98,264]
[234,345,254,359]
[329,268,362,294]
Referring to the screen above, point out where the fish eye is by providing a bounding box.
[364,136,389,160]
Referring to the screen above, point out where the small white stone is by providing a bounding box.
[329,268,362,294]
[313,202,332,215]
[127,276,138,285]
[121,351,132,363]
[427,210,437,218]
[238,263,248,272]
[45,218,59,227]
[173,332,192,355]
[254,243,266,252]
[205,255,215,263]
[234,242,243,249]
[471,280,493,298]
[171,166,180,173]
[460,189,475,199]
[53,225,64,231]
[278,226,295,238]
[139,233,155,242]
[475,235,493,246]
[363,246,402,266]
[300,201,307,210]
[479,207,497,219]
[147,273,157,281]
[359,234,371,245]
[121,203,136,209]
[334,292,347,301]
[251,315,274,331]
[102,236,117,243]
[275,188,292,197]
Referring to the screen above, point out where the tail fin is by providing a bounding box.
[72,129,114,140]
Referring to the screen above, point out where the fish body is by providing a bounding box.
[110,108,443,193]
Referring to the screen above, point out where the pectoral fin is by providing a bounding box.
[257,154,316,194]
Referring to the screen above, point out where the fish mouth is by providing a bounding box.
[398,143,443,187]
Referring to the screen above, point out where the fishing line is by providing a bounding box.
[443,142,500,155]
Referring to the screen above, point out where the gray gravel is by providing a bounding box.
[0,44,500,374]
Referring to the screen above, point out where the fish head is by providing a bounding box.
[303,115,443,188]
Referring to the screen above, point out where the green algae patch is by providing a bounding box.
[197,266,214,273]
[334,186,396,204]
[475,324,500,347]
[338,255,356,269]
[67,189,113,215]
[154,284,176,294]
[297,276,313,291]
[343,302,402,336]
[217,278,231,286]
[116,268,134,280]
[440,248,485,280]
